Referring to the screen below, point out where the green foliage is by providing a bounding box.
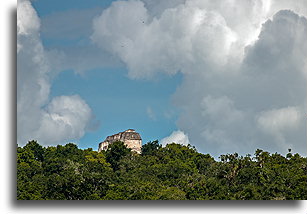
[141,140,161,156]
[17,141,307,200]
[106,141,131,171]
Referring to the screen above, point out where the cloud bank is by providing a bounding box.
[17,0,93,146]
[92,0,307,156]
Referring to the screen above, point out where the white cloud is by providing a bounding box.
[160,130,190,146]
[200,96,244,124]
[92,0,307,156]
[256,106,302,149]
[17,0,93,146]
[198,96,248,154]
[269,0,307,18]
[17,0,40,36]
[175,10,307,156]
[36,95,92,144]
[92,0,237,79]
[92,0,307,80]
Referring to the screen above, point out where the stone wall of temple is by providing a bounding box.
[98,129,142,154]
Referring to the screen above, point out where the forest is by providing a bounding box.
[17,140,307,200]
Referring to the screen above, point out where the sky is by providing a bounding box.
[17,0,307,158]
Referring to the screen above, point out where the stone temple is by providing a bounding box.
[98,129,142,154]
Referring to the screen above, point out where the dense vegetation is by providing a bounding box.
[17,140,307,200]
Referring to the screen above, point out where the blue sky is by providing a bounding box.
[50,68,182,149]
[32,0,114,16]
[18,0,307,157]
[31,0,183,149]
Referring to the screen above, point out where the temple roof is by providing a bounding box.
[104,129,142,142]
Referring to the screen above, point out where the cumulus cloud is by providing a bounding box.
[175,9,307,156]
[92,0,306,80]
[160,130,190,146]
[36,95,92,144]
[256,106,303,150]
[17,0,40,37]
[91,0,307,157]
[17,0,93,146]
[92,0,238,79]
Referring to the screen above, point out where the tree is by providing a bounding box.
[141,140,161,156]
[23,140,45,162]
[17,141,307,200]
[106,141,131,171]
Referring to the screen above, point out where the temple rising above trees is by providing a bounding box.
[98,129,142,154]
